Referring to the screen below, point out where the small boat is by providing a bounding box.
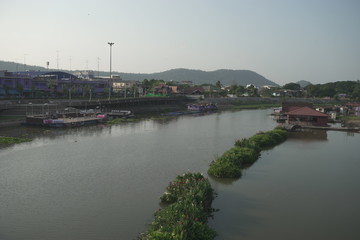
[107,110,134,118]
[187,103,218,112]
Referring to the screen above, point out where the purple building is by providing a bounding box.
[0,70,109,98]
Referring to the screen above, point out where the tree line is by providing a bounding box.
[304,81,360,100]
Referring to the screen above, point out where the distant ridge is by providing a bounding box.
[0,60,278,86]
[121,68,279,87]
[296,80,312,88]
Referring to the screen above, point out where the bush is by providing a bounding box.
[207,146,260,178]
[248,133,276,149]
[268,129,288,143]
[221,147,260,165]
[160,172,213,205]
[247,129,288,150]
[142,172,217,240]
[208,128,288,178]
[234,138,261,152]
[208,159,242,178]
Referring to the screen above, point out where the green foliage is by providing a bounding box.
[228,84,245,96]
[3,84,10,97]
[0,136,31,144]
[267,128,288,143]
[142,172,217,240]
[245,85,259,97]
[248,133,276,149]
[234,138,261,152]
[248,129,288,150]
[15,82,24,96]
[160,172,213,205]
[208,128,288,178]
[305,80,360,99]
[215,80,222,89]
[222,147,260,165]
[282,82,301,90]
[208,158,242,178]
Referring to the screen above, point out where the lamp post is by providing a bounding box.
[108,42,114,101]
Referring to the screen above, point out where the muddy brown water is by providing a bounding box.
[0,109,359,239]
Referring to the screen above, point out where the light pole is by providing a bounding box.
[108,42,114,101]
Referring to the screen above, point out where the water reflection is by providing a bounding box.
[0,109,279,240]
[209,129,360,240]
[288,129,328,141]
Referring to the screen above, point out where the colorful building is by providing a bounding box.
[0,70,111,98]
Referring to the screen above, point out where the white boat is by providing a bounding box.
[108,110,134,118]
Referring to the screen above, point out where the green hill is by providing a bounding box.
[0,60,278,86]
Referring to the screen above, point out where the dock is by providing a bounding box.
[301,125,360,132]
[24,109,103,127]
[279,123,360,132]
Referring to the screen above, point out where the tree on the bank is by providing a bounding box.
[47,79,57,96]
[246,84,259,97]
[215,80,222,89]
[3,84,10,97]
[304,80,360,99]
[282,82,301,90]
[229,84,245,96]
[15,82,24,97]
[142,79,165,94]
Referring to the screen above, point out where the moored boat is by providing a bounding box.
[107,110,134,118]
[187,103,218,112]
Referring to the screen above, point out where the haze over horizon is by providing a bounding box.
[1,0,359,85]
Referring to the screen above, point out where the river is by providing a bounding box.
[0,109,359,240]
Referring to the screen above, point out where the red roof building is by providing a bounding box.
[285,107,329,126]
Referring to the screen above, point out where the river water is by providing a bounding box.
[0,109,359,240]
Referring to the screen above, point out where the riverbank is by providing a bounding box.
[0,98,279,138]
[0,136,31,144]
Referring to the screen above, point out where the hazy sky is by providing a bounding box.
[1,0,359,85]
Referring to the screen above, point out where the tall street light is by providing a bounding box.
[108,42,115,101]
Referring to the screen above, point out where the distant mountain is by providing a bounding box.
[0,60,278,87]
[296,80,312,88]
[0,60,50,72]
[121,68,279,87]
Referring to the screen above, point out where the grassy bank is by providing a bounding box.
[208,128,288,178]
[0,136,32,145]
[140,172,217,240]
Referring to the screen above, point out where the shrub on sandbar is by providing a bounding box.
[207,146,260,178]
[208,128,288,178]
[0,136,31,144]
[141,172,217,240]
[208,158,242,178]
[247,128,288,150]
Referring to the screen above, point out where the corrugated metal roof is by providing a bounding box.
[286,107,329,117]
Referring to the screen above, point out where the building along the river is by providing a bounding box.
[0,70,115,98]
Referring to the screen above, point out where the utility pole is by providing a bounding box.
[97,57,100,77]
[56,50,60,70]
[107,42,114,101]
[23,54,28,71]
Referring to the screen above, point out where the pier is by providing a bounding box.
[280,123,360,133]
